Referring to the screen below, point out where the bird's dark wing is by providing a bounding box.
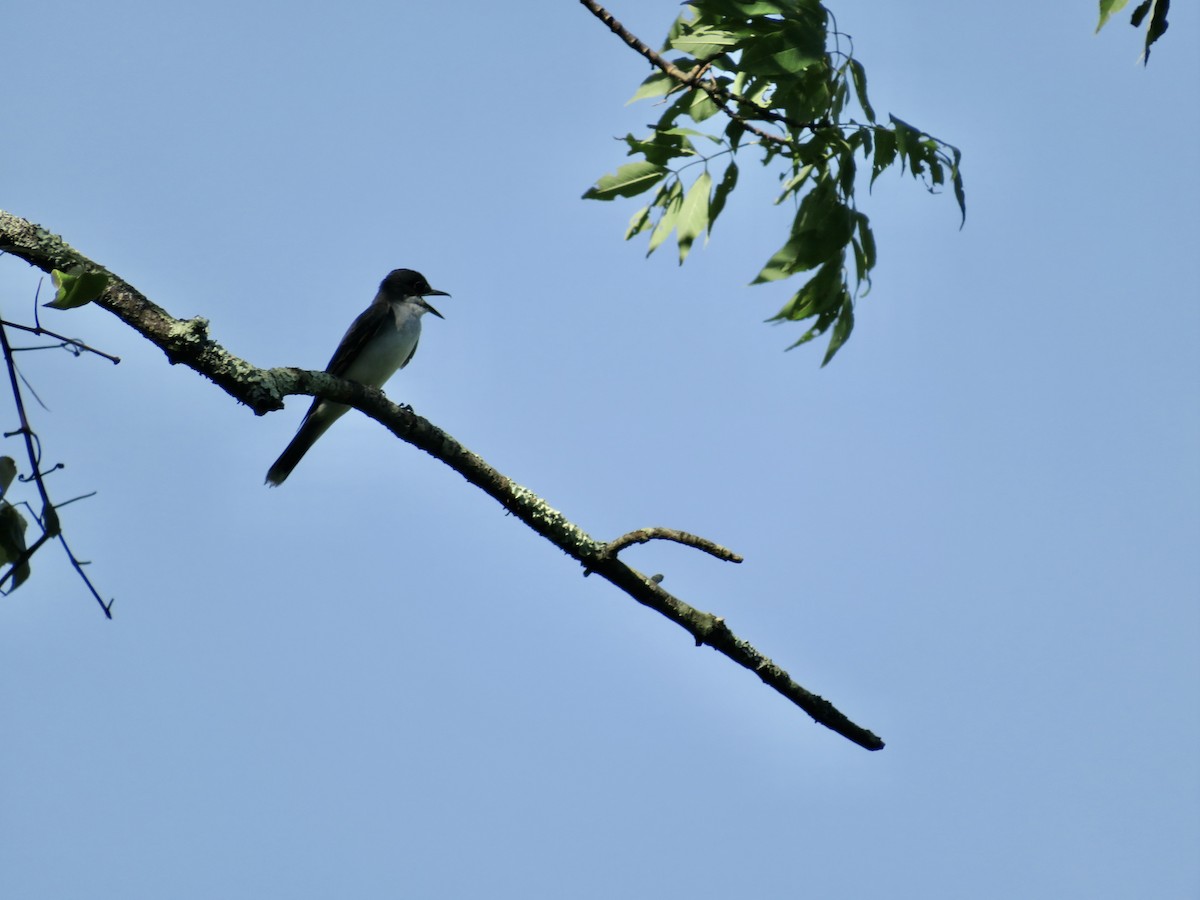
[323,300,391,377]
[401,336,420,369]
[292,300,392,423]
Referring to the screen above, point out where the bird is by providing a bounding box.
[265,268,448,486]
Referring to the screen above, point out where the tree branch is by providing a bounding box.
[0,313,114,615]
[0,210,283,414]
[606,526,743,564]
[0,209,884,751]
[3,318,122,364]
[577,0,821,145]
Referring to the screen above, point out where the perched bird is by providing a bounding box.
[265,268,448,486]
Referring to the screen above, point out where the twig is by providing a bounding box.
[1,319,121,364]
[606,527,743,563]
[57,530,113,619]
[0,208,883,749]
[0,309,113,615]
[51,490,98,510]
[0,318,55,528]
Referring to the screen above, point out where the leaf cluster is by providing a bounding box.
[584,0,964,364]
[1096,0,1170,63]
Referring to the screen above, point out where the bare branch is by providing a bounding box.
[0,313,113,616]
[0,210,282,414]
[606,527,743,564]
[2,318,122,364]
[57,530,114,618]
[0,208,883,750]
[578,0,697,86]
[0,318,56,528]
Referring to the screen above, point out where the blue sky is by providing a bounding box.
[1,2,1197,897]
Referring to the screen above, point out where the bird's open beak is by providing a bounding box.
[418,291,447,319]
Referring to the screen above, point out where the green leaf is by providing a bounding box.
[725,117,746,151]
[848,59,875,122]
[1137,0,1169,63]
[625,205,653,240]
[589,0,966,366]
[46,267,109,310]
[754,234,803,283]
[889,115,932,179]
[755,182,854,282]
[949,145,966,225]
[781,271,845,355]
[741,31,824,77]
[769,259,842,321]
[830,72,848,120]
[775,164,814,204]
[676,170,713,264]
[1100,0,1169,64]
[853,211,876,288]
[870,128,896,185]
[0,501,30,589]
[647,180,684,255]
[1096,0,1131,30]
[583,161,668,200]
[851,237,867,285]
[664,8,692,46]
[628,70,676,104]
[688,88,721,123]
[0,457,15,497]
[820,294,854,366]
[738,76,773,110]
[670,27,741,58]
[837,150,857,196]
[624,131,696,166]
[694,0,792,16]
[653,89,698,131]
[662,126,722,143]
[708,161,738,233]
[771,44,823,74]
[929,157,945,187]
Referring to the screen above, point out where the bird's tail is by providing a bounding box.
[264,403,345,486]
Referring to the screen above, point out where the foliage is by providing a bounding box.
[1096,0,1170,62]
[47,267,109,310]
[583,0,964,364]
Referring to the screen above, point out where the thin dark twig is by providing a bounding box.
[1,319,121,364]
[53,490,98,510]
[0,319,54,522]
[0,314,111,615]
[16,364,49,411]
[56,530,113,618]
[14,341,88,356]
[607,527,743,563]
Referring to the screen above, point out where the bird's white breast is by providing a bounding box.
[342,302,422,389]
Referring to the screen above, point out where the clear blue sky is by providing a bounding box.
[2,2,1197,897]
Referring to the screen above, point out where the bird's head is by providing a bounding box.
[380,268,449,318]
